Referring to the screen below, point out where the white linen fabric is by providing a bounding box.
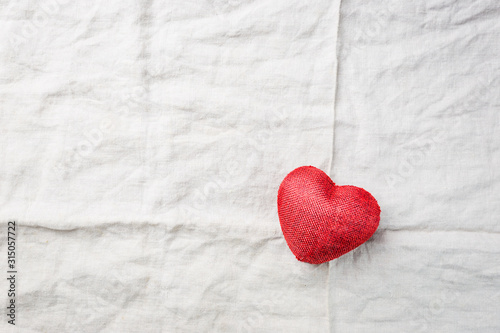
[0,0,340,332]
[1,0,500,332]
[330,0,500,332]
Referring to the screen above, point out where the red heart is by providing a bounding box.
[277,166,380,264]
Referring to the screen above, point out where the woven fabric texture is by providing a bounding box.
[277,166,380,264]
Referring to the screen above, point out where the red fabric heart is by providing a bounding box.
[277,166,380,264]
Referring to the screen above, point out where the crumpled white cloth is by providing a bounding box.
[330,0,500,331]
[2,0,500,332]
[0,0,339,332]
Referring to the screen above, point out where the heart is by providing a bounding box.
[277,166,380,264]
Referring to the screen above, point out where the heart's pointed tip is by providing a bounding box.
[295,255,333,265]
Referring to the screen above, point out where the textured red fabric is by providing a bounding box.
[277,166,380,264]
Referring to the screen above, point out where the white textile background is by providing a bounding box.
[330,0,500,332]
[0,0,339,332]
[1,0,500,332]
